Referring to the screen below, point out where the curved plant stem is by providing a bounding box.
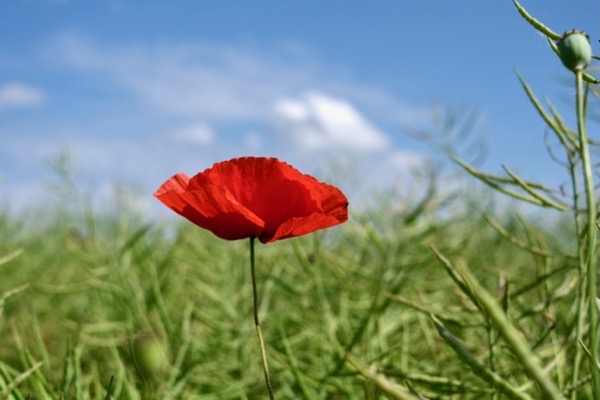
[575,69,600,398]
[250,237,275,400]
[570,136,586,400]
[431,245,565,399]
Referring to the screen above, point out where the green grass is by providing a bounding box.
[0,184,587,399]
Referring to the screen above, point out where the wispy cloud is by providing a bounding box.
[272,91,389,152]
[171,123,214,146]
[386,150,429,170]
[48,34,430,129]
[0,83,46,110]
[50,34,319,121]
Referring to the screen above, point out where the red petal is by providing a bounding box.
[154,173,205,225]
[181,186,264,240]
[155,173,265,240]
[262,184,348,243]
[261,212,347,243]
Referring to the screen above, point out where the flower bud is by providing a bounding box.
[132,332,168,380]
[557,30,592,72]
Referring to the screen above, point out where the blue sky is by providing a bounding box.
[0,0,598,216]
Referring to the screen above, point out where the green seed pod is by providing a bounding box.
[132,332,168,380]
[557,30,592,72]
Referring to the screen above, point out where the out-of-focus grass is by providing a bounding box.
[0,176,581,399]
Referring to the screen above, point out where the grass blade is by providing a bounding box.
[431,315,533,400]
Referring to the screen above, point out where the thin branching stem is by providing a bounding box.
[570,123,586,400]
[512,0,561,40]
[431,315,534,400]
[431,245,565,399]
[250,237,275,400]
[575,70,600,398]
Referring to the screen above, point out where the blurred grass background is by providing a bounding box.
[0,166,581,398]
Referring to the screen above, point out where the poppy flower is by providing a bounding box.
[155,157,348,243]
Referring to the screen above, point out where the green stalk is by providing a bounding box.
[431,315,533,400]
[569,131,586,400]
[250,237,275,400]
[431,245,565,399]
[345,354,421,400]
[575,69,599,397]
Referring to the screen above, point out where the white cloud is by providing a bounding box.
[272,91,389,152]
[275,98,310,120]
[171,123,214,146]
[386,150,428,170]
[0,83,45,110]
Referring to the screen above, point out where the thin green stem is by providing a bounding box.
[486,322,499,400]
[570,137,586,400]
[575,70,599,398]
[250,237,275,400]
[438,256,565,399]
[431,315,534,400]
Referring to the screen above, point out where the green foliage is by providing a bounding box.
[0,179,586,399]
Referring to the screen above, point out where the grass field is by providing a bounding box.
[0,178,587,399]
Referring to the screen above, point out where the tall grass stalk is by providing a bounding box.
[575,68,599,397]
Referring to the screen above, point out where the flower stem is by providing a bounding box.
[575,69,599,398]
[250,237,275,399]
[569,139,586,400]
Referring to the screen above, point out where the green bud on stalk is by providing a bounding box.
[557,30,592,72]
[132,332,168,380]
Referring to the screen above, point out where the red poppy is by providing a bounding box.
[155,157,348,243]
